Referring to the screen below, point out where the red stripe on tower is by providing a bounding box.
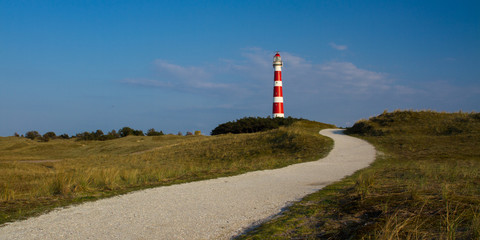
[272,52,284,118]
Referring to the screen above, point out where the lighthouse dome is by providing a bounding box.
[273,52,283,67]
[273,53,281,62]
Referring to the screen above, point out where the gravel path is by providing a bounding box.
[0,129,376,240]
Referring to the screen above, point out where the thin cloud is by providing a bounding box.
[154,59,210,80]
[122,48,415,107]
[123,59,247,102]
[122,78,173,88]
[318,61,390,91]
[329,42,348,51]
[191,81,231,89]
[274,52,394,95]
[241,48,271,68]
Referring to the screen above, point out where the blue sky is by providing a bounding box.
[1,0,479,136]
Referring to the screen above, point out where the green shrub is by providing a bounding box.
[147,128,164,136]
[59,134,70,139]
[43,132,57,139]
[25,131,41,140]
[211,116,304,135]
[119,127,135,137]
[345,120,385,136]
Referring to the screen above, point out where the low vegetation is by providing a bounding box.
[0,120,334,225]
[211,116,304,135]
[239,110,480,239]
[23,126,161,142]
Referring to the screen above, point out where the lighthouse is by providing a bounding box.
[272,52,284,118]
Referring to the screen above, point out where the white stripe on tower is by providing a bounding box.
[272,52,284,118]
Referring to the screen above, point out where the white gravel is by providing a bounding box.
[0,129,376,240]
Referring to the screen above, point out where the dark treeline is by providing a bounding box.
[18,116,301,141]
[22,127,165,141]
[211,116,303,135]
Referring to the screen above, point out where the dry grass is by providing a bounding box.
[0,120,334,225]
[238,110,480,240]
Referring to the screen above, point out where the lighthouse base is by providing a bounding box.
[273,113,284,118]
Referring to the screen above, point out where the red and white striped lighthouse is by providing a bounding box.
[272,52,284,118]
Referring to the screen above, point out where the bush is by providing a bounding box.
[39,132,57,142]
[119,127,135,137]
[147,128,164,136]
[106,130,120,139]
[25,131,41,140]
[345,120,385,136]
[211,116,304,135]
[59,134,70,139]
[132,130,144,136]
[75,127,145,141]
[119,127,144,137]
[43,132,57,139]
[75,130,106,141]
[75,131,94,141]
[93,130,104,139]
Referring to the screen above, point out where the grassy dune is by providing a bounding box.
[239,110,480,239]
[0,120,334,225]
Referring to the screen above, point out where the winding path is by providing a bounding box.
[0,129,376,240]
